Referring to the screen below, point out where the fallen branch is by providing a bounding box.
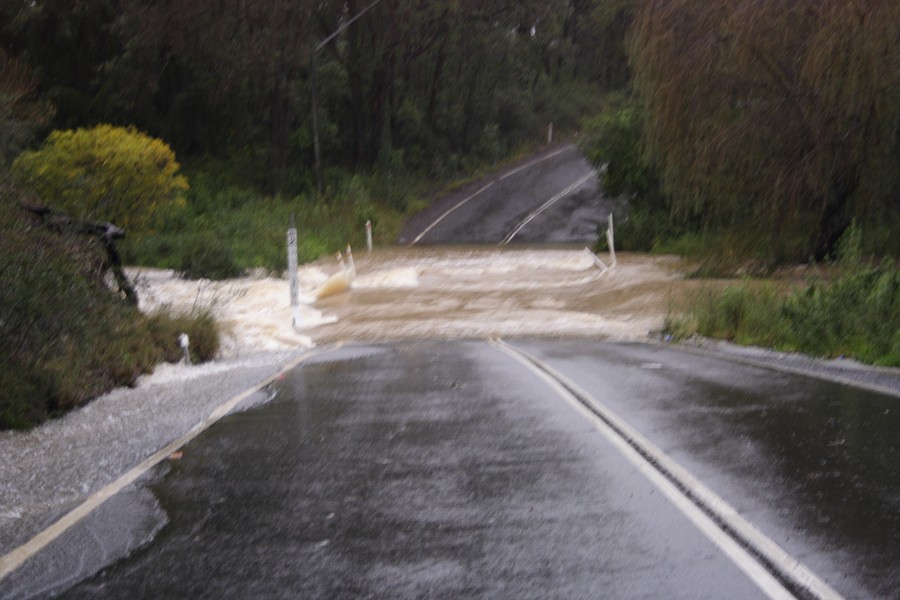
[21,201,138,305]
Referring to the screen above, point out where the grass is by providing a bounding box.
[121,138,564,278]
[121,169,430,277]
[665,260,900,367]
[0,194,220,430]
[2,136,567,429]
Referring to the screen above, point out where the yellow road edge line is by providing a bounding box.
[0,344,339,581]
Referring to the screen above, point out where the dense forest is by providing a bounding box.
[0,0,629,192]
[0,0,631,427]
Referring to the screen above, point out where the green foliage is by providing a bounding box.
[584,0,635,89]
[146,308,220,365]
[580,93,652,199]
[175,236,244,281]
[667,232,900,366]
[687,283,791,347]
[0,49,53,170]
[0,191,219,430]
[579,92,676,251]
[12,125,188,232]
[121,165,420,274]
[629,0,900,262]
[2,1,615,195]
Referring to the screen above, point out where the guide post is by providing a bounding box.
[287,214,300,326]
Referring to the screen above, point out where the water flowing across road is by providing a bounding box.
[132,248,688,356]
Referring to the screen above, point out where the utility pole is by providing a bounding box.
[310,0,387,195]
[311,34,323,195]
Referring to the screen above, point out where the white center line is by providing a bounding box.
[410,146,571,245]
[500,171,595,245]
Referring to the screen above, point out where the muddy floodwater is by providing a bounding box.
[131,247,690,355]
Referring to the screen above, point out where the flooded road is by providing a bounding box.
[6,143,898,599]
[310,247,684,344]
[132,247,688,356]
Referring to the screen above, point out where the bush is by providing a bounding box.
[666,256,900,366]
[782,262,900,364]
[579,93,675,252]
[146,308,220,364]
[0,193,220,430]
[11,124,188,233]
[175,235,244,280]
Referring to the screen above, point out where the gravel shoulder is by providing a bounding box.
[0,350,302,556]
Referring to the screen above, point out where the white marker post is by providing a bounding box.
[606,213,616,267]
[548,122,553,145]
[178,333,190,365]
[287,214,300,326]
[345,244,357,277]
[365,219,373,253]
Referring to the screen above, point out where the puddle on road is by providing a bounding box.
[131,247,688,356]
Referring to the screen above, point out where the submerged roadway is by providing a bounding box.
[2,145,898,599]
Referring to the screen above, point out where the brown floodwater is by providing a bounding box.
[132,246,695,356]
[306,246,691,344]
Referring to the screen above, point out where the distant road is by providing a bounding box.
[398,144,607,245]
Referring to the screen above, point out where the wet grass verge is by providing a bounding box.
[665,260,900,367]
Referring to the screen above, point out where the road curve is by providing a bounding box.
[399,144,606,245]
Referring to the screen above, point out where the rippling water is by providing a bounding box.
[130,247,686,356]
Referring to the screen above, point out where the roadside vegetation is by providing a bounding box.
[581,0,899,272]
[664,228,900,367]
[3,0,898,426]
[0,185,220,429]
[578,0,899,365]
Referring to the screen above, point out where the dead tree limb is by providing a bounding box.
[21,202,139,306]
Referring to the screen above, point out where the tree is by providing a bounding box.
[2,0,611,194]
[0,49,53,170]
[12,125,188,232]
[629,0,900,262]
[579,92,673,249]
[0,0,121,128]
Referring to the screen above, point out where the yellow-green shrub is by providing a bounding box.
[11,124,188,232]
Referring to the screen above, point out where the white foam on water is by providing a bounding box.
[129,268,337,358]
[352,267,421,289]
[414,249,595,274]
[127,249,679,352]
[133,352,291,388]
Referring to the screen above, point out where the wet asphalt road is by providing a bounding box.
[515,341,900,599]
[20,340,896,599]
[398,144,607,246]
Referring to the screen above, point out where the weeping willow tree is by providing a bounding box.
[629,0,900,263]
